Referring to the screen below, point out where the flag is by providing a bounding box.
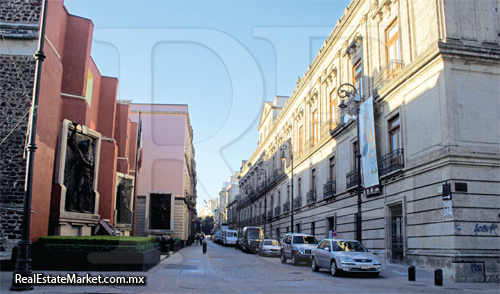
[136,112,143,174]
[204,199,207,204]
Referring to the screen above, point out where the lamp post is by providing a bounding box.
[257,168,267,236]
[280,140,294,234]
[338,83,362,243]
[11,0,48,291]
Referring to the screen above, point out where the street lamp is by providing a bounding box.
[280,140,294,234]
[338,83,362,243]
[257,168,267,236]
[11,0,48,291]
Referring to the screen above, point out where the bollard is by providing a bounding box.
[203,240,207,254]
[408,265,416,281]
[434,269,443,286]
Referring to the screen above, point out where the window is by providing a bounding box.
[353,61,362,94]
[329,157,335,182]
[287,185,290,202]
[277,191,281,206]
[386,20,400,63]
[276,228,280,240]
[329,90,337,129]
[296,223,300,233]
[298,126,304,157]
[353,142,359,170]
[389,115,401,151]
[286,227,289,233]
[298,178,302,197]
[311,169,316,191]
[311,222,315,236]
[312,110,318,145]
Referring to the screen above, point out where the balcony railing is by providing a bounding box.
[283,202,290,213]
[306,190,316,204]
[293,196,302,209]
[346,169,359,190]
[323,180,336,198]
[275,206,281,216]
[268,209,273,219]
[378,148,404,176]
[373,59,405,91]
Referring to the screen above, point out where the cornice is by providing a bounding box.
[0,22,39,39]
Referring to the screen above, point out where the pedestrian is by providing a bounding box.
[200,235,204,245]
[202,239,207,254]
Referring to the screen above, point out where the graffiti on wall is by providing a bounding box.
[473,223,497,235]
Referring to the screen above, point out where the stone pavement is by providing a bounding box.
[1,242,499,293]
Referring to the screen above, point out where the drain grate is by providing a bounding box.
[164,264,198,270]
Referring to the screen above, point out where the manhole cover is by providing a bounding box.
[164,264,198,270]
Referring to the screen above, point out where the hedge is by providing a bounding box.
[35,236,158,252]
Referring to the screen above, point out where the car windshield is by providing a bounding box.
[248,229,262,239]
[293,236,318,244]
[263,240,279,246]
[332,241,367,252]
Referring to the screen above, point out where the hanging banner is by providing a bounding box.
[359,97,380,196]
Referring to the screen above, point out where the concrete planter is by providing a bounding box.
[32,247,160,272]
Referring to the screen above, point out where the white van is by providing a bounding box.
[223,229,238,245]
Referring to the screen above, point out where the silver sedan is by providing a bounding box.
[258,239,281,257]
[311,239,382,277]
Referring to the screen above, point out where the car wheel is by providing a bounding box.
[330,260,338,276]
[311,257,319,272]
[280,251,287,263]
[292,252,298,266]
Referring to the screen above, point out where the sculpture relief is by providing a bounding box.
[64,122,96,213]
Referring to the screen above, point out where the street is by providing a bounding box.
[3,241,498,293]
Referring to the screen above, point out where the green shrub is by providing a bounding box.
[36,236,158,252]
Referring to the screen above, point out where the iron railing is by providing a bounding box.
[268,209,273,219]
[378,148,404,176]
[293,196,302,209]
[323,180,336,198]
[283,202,290,213]
[306,190,316,204]
[346,169,359,190]
[373,59,404,91]
[275,206,281,216]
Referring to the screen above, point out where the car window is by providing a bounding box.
[317,240,326,249]
[264,240,279,246]
[334,241,367,252]
[293,236,318,244]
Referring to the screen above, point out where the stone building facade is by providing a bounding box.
[236,0,499,283]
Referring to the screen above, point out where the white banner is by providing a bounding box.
[359,97,380,195]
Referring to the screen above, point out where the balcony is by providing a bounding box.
[283,202,290,213]
[378,148,404,176]
[306,190,316,204]
[293,196,302,209]
[373,59,405,92]
[268,209,273,219]
[323,180,336,199]
[346,169,359,190]
[275,206,281,216]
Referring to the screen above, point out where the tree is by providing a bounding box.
[201,216,214,235]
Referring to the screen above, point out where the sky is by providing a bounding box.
[63,0,351,212]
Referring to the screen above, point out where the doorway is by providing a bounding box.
[390,204,404,263]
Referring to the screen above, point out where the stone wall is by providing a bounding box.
[0,55,35,256]
[0,0,42,24]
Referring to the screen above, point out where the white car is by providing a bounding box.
[311,239,382,277]
[258,239,280,257]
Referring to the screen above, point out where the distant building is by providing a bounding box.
[130,104,197,244]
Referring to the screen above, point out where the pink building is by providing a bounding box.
[129,104,197,242]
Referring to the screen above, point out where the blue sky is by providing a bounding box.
[64,0,351,212]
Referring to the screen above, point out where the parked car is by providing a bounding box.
[222,229,238,245]
[280,233,318,265]
[310,238,381,277]
[241,226,263,253]
[258,239,280,257]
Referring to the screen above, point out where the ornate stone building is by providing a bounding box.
[236,0,499,283]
